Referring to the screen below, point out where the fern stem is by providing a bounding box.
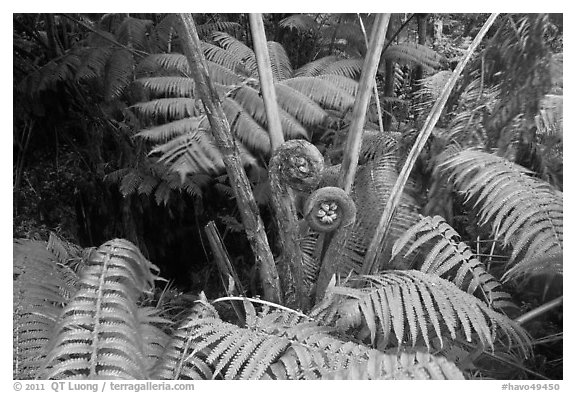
[176,13,282,304]
[515,296,563,326]
[338,13,391,193]
[212,296,312,320]
[361,13,500,275]
[248,13,284,150]
[357,14,385,134]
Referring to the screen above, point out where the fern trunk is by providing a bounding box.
[175,13,282,304]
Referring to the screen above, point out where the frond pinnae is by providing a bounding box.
[392,215,514,310]
[267,41,293,81]
[321,350,465,380]
[281,77,355,112]
[440,149,563,279]
[39,239,161,379]
[13,240,79,379]
[310,270,531,356]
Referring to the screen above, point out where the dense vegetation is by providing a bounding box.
[13,13,562,380]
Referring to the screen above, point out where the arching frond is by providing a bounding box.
[322,58,363,79]
[316,74,359,97]
[311,271,531,355]
[132,97,201,120]
[282,77,355,112]
[138,53,190,75]
[137,117,206,142]
[196,21,241,38]
[202,42,249,76]
[105,48,135,100]
[39,239,162,379]
[383,43,444,71]
[267,41,293,81]
[322,350,465,380]
[162,302,390,380]
[13,240,79,379]
[279,14,319,32]
[138,77,195,97]
[232,86,308,140]
[115,17,153,51]
[275,84,328,127]
[222,98,271,153]
[440,150,563,278]
[75,47,113,81]
[393,215,514,310]
[150,128,225,177]
[295,55,342,77]
[211,32,257,76]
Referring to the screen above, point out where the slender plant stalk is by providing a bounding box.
[250,13,307,310]
[361,13,500,275]
[248,13,284,150]
[338,13,391,193]
[314,14,390,301]
[515,296,563,326]
[357,14,385,134]
[176,14,282,304]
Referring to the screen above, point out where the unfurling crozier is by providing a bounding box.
[303,186,356,232]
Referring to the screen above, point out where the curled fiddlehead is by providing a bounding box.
[269,139,325,193]
[304,186,356,233]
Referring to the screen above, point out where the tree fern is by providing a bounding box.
[39,239,165,379]
[13,240,79,379]
[310,271,531,355]
[392,215,514,310]
[439,149,563,279]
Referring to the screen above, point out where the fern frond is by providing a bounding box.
[211,32,257,76]
[13,240,79,379]
[196,21,241,37]
[138,77,195,97]
[392,215,514,310]
[279,14,319,32]
[222,98,271,152]
[75,47,113,81]
[150,128,225,177]
[384,43,443,71]
[322,350,465,380]
[440,150,563,276]
[40,239,160,379]
[232,86,308,140]
[138,53,245,87]
[138,53,190,75]
[104,48,135,100]
[173,304,380,380]
[132,97,201,120]
[295,55,343,77]
[316,74,359,97]
[311,271,531,356]
[322,58,363,79]
[275,84,328,127]
[137,117,206,143]
[267,41,293,81]
[282,77,355,112]
[115,17,153,51]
